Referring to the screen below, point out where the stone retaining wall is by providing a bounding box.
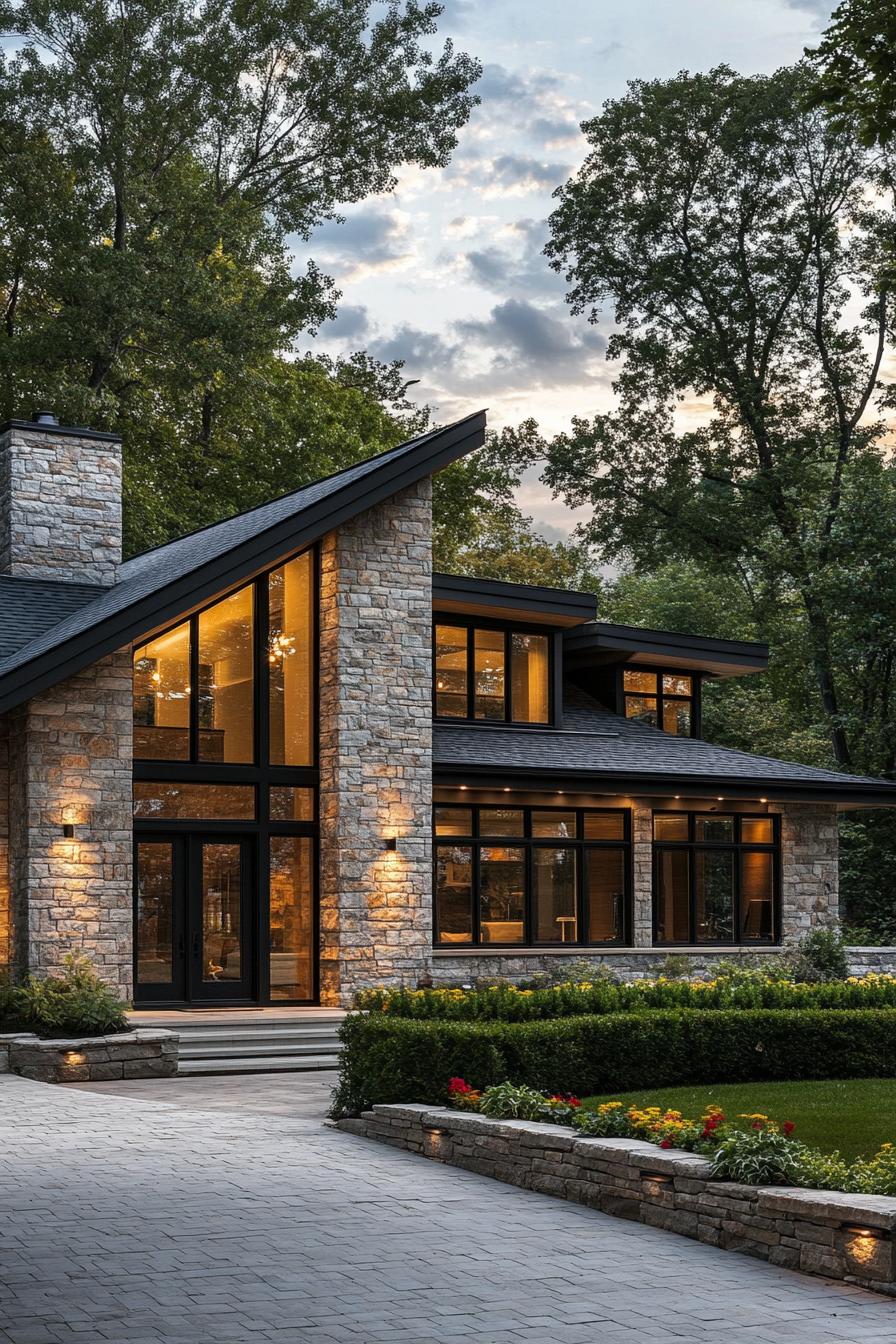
[0,1028,177,1082]
[338,1104,896,1295]
[846,948,896,976]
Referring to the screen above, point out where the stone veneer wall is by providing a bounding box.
[339,1105,896,1296]
[432,800,840,986]
[0,424,122,584]
[5,650,134,994]
[0,717,9,975]
[318,480,433,1006]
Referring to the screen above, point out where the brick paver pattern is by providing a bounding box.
[2,1073,896,1344]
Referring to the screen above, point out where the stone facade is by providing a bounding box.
[0,718,9,975]
[432,800,841,987]
[778,802,840,937]
[318,480,434,1006]
[0,422,122,585]
[4,651,134,993]
[340,1105,896,1296]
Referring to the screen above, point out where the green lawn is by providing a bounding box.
[582,1078,896,1160]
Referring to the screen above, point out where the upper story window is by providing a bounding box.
[435,622,550,724]
[133,550,314,766]
[624,668,695,735]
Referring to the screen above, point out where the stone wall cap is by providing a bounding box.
[757,1186,896,1229]
[370,1103,432,1120]
[24,1029,176,1049]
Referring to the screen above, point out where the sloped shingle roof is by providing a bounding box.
[0,412,486,712]
[433,686,896,803]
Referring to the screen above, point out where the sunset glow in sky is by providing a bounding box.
[302,0,834,534]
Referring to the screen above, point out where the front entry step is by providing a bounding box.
[128,1009,346,1076]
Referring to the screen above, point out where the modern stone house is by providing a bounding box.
[0,411,893,1008]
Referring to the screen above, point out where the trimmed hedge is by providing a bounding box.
[356,975,896,1021]
[331,1008,896,1116]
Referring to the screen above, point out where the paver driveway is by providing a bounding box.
[2,1074,896,1344]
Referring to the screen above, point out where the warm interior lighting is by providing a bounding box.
[760,797,768,803]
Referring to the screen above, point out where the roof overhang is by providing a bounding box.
[433,761,896,808]
[0,412,487,715]
[564,621,769,678]
[433,573,596,627]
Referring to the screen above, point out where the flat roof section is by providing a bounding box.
[565,621,769,678]
[432,573,597,627]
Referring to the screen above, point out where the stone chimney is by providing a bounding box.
[0,412,122,586]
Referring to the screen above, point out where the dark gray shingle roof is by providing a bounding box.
[0,577,107,659]
[433,686,896,801]
[0,413,485,712]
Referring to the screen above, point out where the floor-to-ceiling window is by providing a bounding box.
[132,549,317,1005]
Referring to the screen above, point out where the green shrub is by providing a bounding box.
[478,1082,554,1121]
[13,955,129,1038]
[354,969,896,1023]
[331,1007,896,1116]
[784,928,850,983]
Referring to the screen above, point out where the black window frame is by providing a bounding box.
[620,667,700,738]
[433,617,558,727]
[433,804,632,948]
[132,544,320,1007]
[652,811,780,948]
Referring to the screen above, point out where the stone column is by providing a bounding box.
[631,803,654,946]
[318,480,433,1006]
[0,718,10,977]
[774,802,839,940]
[7,651,134,994]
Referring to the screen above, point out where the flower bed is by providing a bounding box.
[356,971,896,1021]
[446,1079,896,1196]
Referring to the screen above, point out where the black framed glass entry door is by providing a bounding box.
[134,836,255,1003]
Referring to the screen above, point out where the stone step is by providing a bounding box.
[173,1025,342,1045]
[177,1053,338,1076]
[178,1037,341,1060]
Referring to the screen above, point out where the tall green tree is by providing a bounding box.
[545,63,896,776]
[0,0,480,546]
[809,0,896,147]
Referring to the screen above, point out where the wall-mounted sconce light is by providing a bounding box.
[843,1224,888,1241]
[62,822,76,839]
[384,836,398,852]
[640,1170,672,1185]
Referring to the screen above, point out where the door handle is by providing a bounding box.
[177,933,185,961]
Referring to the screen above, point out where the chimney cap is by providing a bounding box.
[33,410,59,425]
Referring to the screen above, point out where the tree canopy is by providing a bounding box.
[809,0,896,147]
[545,62,896,777]
[0,0,483,549]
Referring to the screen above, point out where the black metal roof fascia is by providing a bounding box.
[0,412,486,714]
[433,572,597,623]
[433,760,896,805]
[0,419,122,444]
[565,621,769,669]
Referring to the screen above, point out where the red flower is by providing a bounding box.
[659,1139,672,1149]
[783,1121,795,1136]
[751,1121,763,1131]
[448,1077,472,1095]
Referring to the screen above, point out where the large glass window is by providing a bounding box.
[133,783,256,820]
[624,669,695,736]
[269,836,314,1000]
[269,552,313,766]
[653,812,778,945]
[134,622,191,760]
[132,549,315,767]
[435,625,468,718]
[433,622,551,724]
[434,805,630,946]
[198,587,254,763]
